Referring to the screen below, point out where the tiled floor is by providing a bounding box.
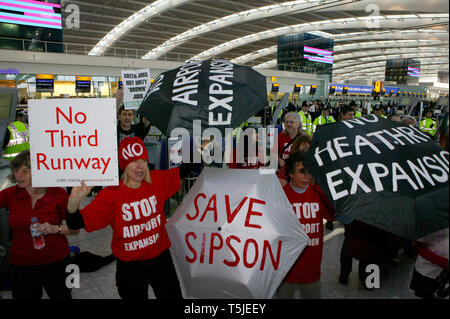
[0,219,420,299]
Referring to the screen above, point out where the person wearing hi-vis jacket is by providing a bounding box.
[419,108,437,139]
[65,136,194,299]
[297,102,313,136]
[312,104,335,133]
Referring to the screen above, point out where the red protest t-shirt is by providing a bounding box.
[80,168,180,262]
[277,131,294,160]
[282,183,335,284]
[0,186,69,266]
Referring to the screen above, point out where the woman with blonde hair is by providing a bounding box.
[275,112,306,169]
[65,136,192,299]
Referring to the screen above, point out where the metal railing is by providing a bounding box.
[276,64,318,74]
[1,37,322,75]
[0,36,198,62]
[0,37,304,68]
[0,36,189,60]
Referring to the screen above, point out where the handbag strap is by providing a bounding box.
[281,133,300,154]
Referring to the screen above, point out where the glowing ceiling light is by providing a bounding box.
[191,14,448,61]
[89,0,192,56]
[231,31,448,64]
[142,0,360,60]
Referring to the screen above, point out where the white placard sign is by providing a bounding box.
[121,69,151,110]
[28,98,119,187]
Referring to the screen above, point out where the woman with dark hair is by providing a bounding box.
[277,151,335,299]
[0,150,79,299]
[277,135,311,186]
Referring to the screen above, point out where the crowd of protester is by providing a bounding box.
[0,91,448,300]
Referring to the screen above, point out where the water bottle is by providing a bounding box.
[30,217,45,250]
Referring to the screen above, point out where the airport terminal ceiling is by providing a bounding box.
[58,0,447,81]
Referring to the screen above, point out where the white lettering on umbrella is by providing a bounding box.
[366,130,396,150]
[440,151,449,166]
[313,126,432,167]
[366,163,389,192]
[355,135,381,155]
[172,61,202,106]
[324,153,449,201]
[406,159,435,189]
[391,162,418,192]
[208,59,234,126]
[314,140,337,167]
[341,114,379,128]
[344,165,372,194]
[432,154,449,173]
[333,137,353,158]
[143,74,164,101]
[382,128,411,145]
[172,90,198,106]
[423,156,448,183]
[326,169,349,200]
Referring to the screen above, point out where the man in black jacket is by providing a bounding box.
[117,104,151,145]
[116,88,151,145]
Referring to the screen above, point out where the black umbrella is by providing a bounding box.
[303,114,449,241]
[137,58,268,136]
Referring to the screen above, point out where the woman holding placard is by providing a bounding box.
[65,136,191,299]
[0,150,79,299]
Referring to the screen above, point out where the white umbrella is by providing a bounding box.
[166,167,309,299]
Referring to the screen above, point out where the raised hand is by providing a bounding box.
[68,181,94,213]
[116,87,124,108]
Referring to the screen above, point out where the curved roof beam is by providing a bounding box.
[191,14,449,61]
[232,35,448,65]
[141,0,358,60]
[88,0,194,56]
[254,60,277,69]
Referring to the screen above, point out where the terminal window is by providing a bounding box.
[277,33,334,81]
[0,0,63,52]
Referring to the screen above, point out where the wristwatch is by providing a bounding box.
[57,225,62,234]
